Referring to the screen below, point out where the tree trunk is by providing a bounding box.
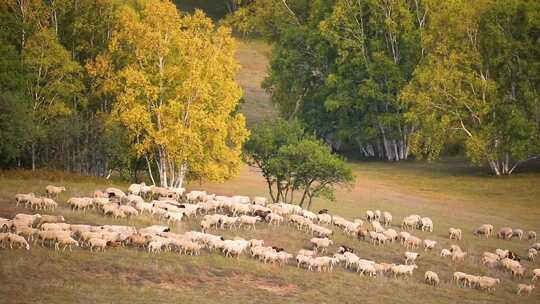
[31,142,36,171]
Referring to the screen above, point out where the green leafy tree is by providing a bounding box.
[401,0,540,175]
[244,119,354,208]
[22,28,84,170]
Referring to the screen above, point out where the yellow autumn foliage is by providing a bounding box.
[89,0,249,187]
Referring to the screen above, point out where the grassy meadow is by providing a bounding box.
[1,37,539,304]
[1,160,539,304]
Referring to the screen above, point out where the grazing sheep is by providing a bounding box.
[38,215,65,225]
[67,197,92,211]
[238,215,261,230]
[402,216,418,230]
[15,193,35,207]
[495,248,509,259]
[420,217,433,232]
[55,236,79,251]
[450,244,463,253]
[498,227,513,239]
[529,248,537,261]
[423,240,437,251]
[527,231,536,240]
[381,211,392,226]
[532,269,540,282]
[310,237,333,253]
[0,218,13,232]
[14,213,42,227]
[404,252,420,265]
[317,213,332,225]
[477,276,500,292]
[45,185,66,198]
[366,210,375,222]
[391,264,418,278]
[383,229,398,243]
[105,187,126,198]
[371,221,384,233]
[532,243,540,251]
[448,228,462,240]
[7,233,30,250]
[517,284,535,295]
[357,259,377,276]
[512,229,524,240]
[405,236,421,250]
[399,231,411,244]
[298,249,315,257]
[425,271,439,286]
[127,183,146,195]
[374,263,393,276]
[511,265,525,278]
[310,224,333,238]
[440,249,452,257]
[473,224,493,238]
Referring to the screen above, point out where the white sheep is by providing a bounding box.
[448,228,462,240]
[391,264,417,278]
[528,248,537,261]
[498,227,513,239]
[88,238,108,252]
[7,233,30,250]
[425,271,440,286]
[440,249,452,257]
[310,237,333,253]
[366,210,375,222]
[404,252,420,265]
[517,284,535,295]
[15,193,35,207]
[238,215,261,230]
[527,231,537,240]
[266,213,284,226]
[296,254,312,268]
[317,213,332,225]
[55,236,79,251]
[357,259,377,276]
[402,215,419,230]
[383,229,398,243]
[45,185,66,198]
[381,211,392,226]
[512,229,524,240]
[420,217,433,232]
[495,248,509,259]
[405,236,421,250]
[423,240,437,251]
[532,269,540,282]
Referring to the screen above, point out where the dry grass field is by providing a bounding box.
[0,160,539,304]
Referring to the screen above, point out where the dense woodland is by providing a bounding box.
[0,0,249,186]
[0,0,539,182]
[230,0,540,175]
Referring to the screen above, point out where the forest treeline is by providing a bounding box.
[0,0,249,186]
[229,0,540,175]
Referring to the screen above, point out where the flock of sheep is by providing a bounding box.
[0,182,539,297]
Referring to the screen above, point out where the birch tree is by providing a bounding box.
[92,0,249,187]
[401,0,540,175]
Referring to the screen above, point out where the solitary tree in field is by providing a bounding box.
[90,0,249,187]
[244,119,354,209]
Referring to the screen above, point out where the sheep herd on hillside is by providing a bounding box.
[0,182,539,296]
